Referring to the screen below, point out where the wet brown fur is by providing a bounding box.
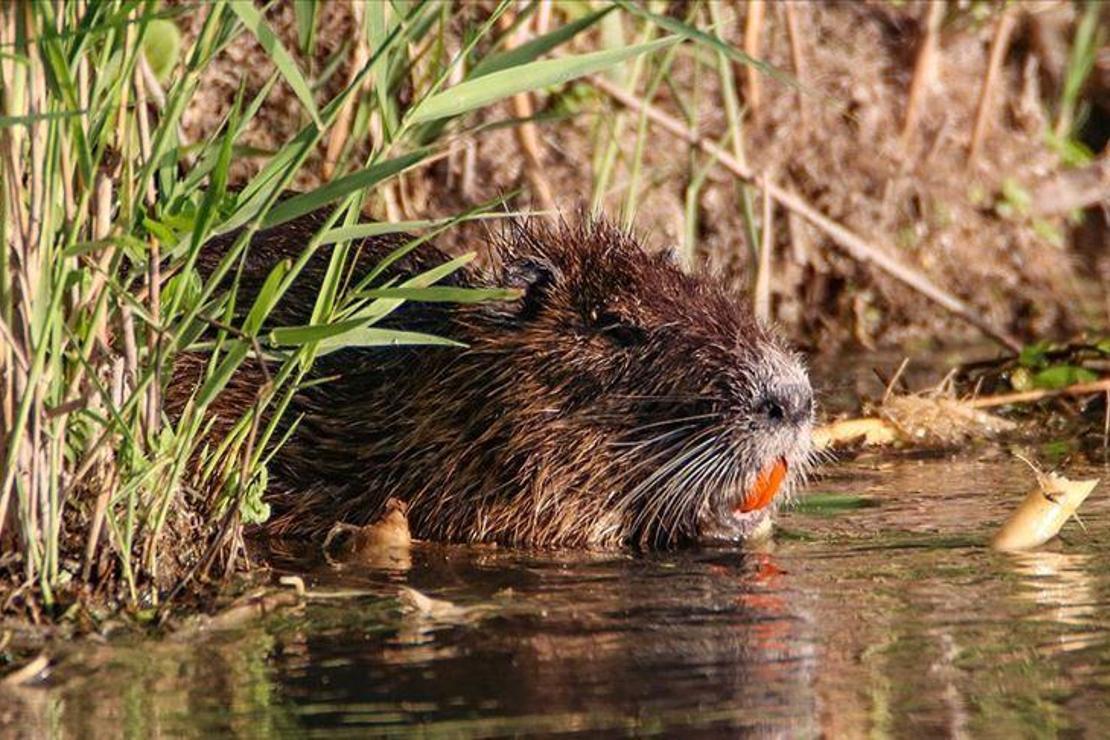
[171,209,815,549]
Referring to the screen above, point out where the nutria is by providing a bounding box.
[174,209,815,549]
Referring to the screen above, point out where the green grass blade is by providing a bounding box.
[318,328,465,354]
[0,109,86,127]
[319,220,445,244]
[408,35,680,124]
[358,286,522,303]
[243,259,291,336]
[228,0,322,129]
[261,149,430,228]
[194,340,250,407]
[469,5,615,79]
[270,319,464,352]
[614,1,796,90]
[268,316,367,347]
[293,0,318,55]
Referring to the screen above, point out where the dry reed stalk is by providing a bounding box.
[323,1,367,180]
[0,69,17,542]
[781,1,807,126]
[58,134,76,222]
[743,0,765,115]
[591,74,1023,352]
[77,167,119,578]
[9,6,51,580]
[1,7,27,250]
[967,378,1110,409]
[901,0,945,149]
[133,60,156,206]
[443,36,467,193]
[500,6,556,214]
[82,358,125,580]
[461,137,478,199]
[25,8,46,254]
[968,6,1017,165]
[146,241,161,437]
[116,14,136,221]
[754,178,772,323]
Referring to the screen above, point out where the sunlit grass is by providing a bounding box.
[0,0,679,617]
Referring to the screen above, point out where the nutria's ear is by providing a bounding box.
[503,257,558,319]
[652,245,682,267]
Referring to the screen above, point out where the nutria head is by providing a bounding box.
[391,219,816,547]
[245,214,814,549]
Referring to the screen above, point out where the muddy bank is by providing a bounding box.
[176,1,1108,350]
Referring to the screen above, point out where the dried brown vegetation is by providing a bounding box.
[179,0,1108,350]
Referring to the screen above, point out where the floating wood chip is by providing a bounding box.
[812,418,900,448]
[991,471,1099,552]
[813,394,1016,450]
[323,497,412,569]
[398,587,470,621]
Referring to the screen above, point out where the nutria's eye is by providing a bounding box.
[597,312,647,347]
[756,396,786,422]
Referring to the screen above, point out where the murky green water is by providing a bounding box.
[3,450,1109,737]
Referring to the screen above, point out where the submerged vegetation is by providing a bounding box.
[1,0,1107,627]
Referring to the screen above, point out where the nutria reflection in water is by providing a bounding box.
[172,211,815,548]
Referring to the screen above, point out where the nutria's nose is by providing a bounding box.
[756,384,813,426]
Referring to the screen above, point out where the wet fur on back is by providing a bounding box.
[175,210,815,549]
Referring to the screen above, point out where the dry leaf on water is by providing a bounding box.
[992,470,1099,552]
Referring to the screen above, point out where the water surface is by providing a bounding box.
[3,452,1109,738]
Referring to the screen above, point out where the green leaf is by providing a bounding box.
[142,18,182,83]
[270,321,464,353]
[64,235,149,259]
[293,0,318,55]
[470,5,615,79]
[161,269,203,321]
[195,340,250,407]
[0,109,86,127]
[261,149,429,228]
[408,35,680,124]
[998,177,1031,217]
[239,465,271,525]
[228,0,322,129]
[243,259,291,335]
[268,316,372,346]
[1018,340,1052,369]
[1033,365,1098,390]
[614,1,795,89]
[319,328,465,354]
[398,252,475,289]
[359,286,522,303]
[793,493,877,517]
[319,220,445,244]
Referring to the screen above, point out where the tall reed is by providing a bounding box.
[0,0,672,618]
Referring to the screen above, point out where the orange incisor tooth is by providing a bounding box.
[738,458,787,513]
